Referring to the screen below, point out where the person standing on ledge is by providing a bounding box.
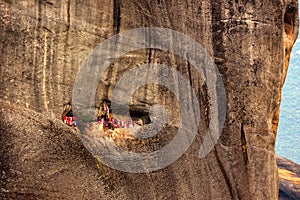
[62,101,76,127]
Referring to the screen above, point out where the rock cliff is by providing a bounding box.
[277,156,300,200]
[1,102,300,199]
[0,0,299,199]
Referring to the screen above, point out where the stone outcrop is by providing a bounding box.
[1,102,300,200]
[0,101,114,200]
[277,156,300,200]
[0,0,299,199]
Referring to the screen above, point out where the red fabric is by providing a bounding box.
[62,116,77,126]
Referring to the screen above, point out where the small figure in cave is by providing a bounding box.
[96,100,110,121]
[62,101,76,127]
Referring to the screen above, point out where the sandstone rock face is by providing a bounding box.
[277,156,300,200]
[0,0,299,200]
[0,102,116,200]
[1,103,300,200]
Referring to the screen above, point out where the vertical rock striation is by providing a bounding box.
[0,0,299,199]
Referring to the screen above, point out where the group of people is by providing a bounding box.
[62,100,135,130]
[95,100,134,130]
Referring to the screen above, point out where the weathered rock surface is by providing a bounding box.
[277,156,300,200]
[1,102,300,200]
[0,0,299,199]
[0,101,118,200]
